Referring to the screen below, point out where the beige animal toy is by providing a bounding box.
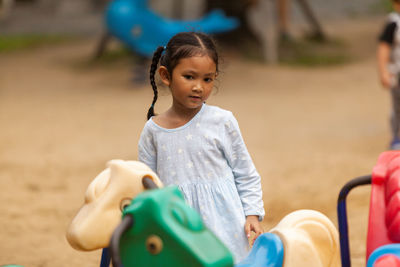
[66,160,163,251]
[270,209,340,267]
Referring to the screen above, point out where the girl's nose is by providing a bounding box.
[192,83,203,92]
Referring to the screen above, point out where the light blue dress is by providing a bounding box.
[138,104,265,262]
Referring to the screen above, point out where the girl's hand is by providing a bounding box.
[381,71,394,89]
[244,215,263,246]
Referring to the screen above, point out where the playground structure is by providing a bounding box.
[96,0,326,63]
[337,151,400,266]
[95,0,239,59]
[67,159,340,267]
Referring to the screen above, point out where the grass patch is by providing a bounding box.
[369,0,393,13]
[71,45,138,71]
[91,46,134,64]
[0,34,76,53]
[216,30,351,66]
[278,36,351,67]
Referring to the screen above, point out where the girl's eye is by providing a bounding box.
[204,77,213,83]
[183,75,194,80]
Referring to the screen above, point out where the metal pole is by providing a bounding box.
[295,0,325,40]
[246,0,278,63]
[99,247,111,267]
[337,175,372,267]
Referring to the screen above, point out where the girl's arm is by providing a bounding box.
[138,125,157,172]
[377,42,393,89]
[223,113,265,221]
[377,20,396,89]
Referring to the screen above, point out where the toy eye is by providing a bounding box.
[120,198,132,211]
[146,235,163,255]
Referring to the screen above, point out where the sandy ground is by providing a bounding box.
[0,16,391,266]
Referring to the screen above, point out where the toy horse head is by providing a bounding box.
[66,160,163,251]
[270,209,340,267]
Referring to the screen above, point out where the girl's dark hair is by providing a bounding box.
[147,32,219,120]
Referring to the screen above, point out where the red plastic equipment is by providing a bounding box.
[374,254,400,267]
[367,151,400,259]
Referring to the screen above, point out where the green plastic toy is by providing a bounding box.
[116,186,234,267]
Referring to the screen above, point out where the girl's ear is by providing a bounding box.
[158,66,170,86]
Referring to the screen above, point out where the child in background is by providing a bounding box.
[138,32,265,262]
[377,0,400,150]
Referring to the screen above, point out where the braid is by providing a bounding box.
[147,46,165,120]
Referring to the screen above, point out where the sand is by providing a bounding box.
[0,16,390,266]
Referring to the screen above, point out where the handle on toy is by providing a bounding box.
[142,176,159,189]
[110,214,134,267]
[337,175,372,267]
[108,177,158,267]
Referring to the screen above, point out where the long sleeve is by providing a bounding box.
[138,123,157,173]
[222,113,265,221]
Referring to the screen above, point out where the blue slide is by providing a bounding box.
[105,0,239,58]
[236,233,284,267]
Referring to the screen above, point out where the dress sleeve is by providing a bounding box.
[138,123,157,173]
[222,113,265,221]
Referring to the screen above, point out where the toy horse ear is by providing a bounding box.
[158,66,170,86]
[107,159,164,189]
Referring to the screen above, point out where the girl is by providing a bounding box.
[138,32,265,262]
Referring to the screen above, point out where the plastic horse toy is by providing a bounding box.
[104,0,239,58]
[67,160,340,267]
[337,151,400,267]
[66,160,163,251]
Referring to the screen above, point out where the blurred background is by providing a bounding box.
[0,0,394,266]
[0,0,391,63]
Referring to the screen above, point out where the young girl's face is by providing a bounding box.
[160,55,217,112]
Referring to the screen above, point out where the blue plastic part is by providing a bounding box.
[235,233,284,267]
[105,0,239,58]
[367,244,400,267]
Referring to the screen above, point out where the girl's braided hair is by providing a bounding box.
[147,32,219,120]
